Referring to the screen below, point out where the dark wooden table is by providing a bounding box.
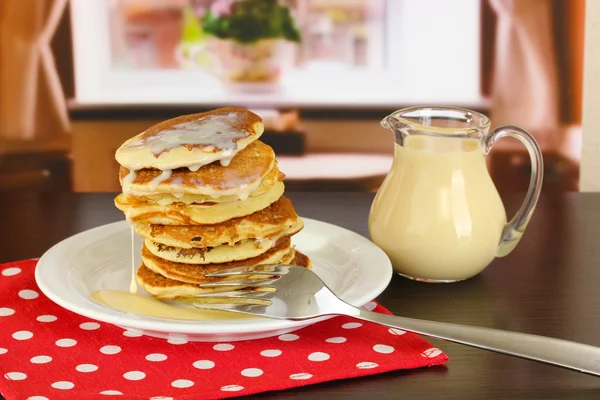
[1,191,600,399]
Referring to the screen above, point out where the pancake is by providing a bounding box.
[112,106,309,303]
[136,250,311,299]
[119,140,275,197]
[144,220,303,264]
[114,180,285,225]
[141,236,293,284]
[138,163,283,205]
[135,196,300,248]
[115,107,263,171]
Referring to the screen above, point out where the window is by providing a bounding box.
[70,0,483,107]
[107,0,385,70]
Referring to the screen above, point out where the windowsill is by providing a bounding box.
[69,68,489,115]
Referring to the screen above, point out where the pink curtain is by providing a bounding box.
[488,0,559,147]
[0,0,70,140]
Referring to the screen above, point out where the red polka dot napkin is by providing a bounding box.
[0,260,448,400]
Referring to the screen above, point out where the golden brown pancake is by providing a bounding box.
[119,140,275,197]
[115,107,264,171]
[135,196,300,248]
[113,106,309,303]
[141,236,292,284]
[144,219,303,264]
[114,180,285,225]
[136,250,311,299]
[137,164,283,206]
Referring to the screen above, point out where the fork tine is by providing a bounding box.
[205,270,279,278]
[191,297,272,307]
[193,288,275,299]
[204,264,291,277]
[199,277,280,288]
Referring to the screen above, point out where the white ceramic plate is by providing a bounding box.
[35,218,392,342]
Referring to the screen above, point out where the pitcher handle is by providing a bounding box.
[484,125,544,257]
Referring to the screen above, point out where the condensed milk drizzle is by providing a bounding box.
[149,169,172,188]
[122,170,137,196]
[130,226,137,294]
[219,155,234,167]
[118,112,254,172]
[128,114,245,155]
[89,289,254,321]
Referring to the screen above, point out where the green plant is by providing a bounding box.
[202,0,301,44]
[181,6,206,44]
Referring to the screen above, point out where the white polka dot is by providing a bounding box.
[278,333,299,341]
[260,349,282,357]
[356,361,379,369]
[0,308,14,317]
[150,397,173,400]
[0,348,7,355]
[167,333,188,345]
[4,372,26,380]
[18,289,39,299]
[12,330,33,340]
[373,344,395,354]
[363,301,377,311]
[326,336,347,343]
[55,338,77,347]
[100,345,121,355]
[99,390,123,395]
[421,348,443,358]
[146,353,168,362]
[308,351,330,361]
[213,343,234,351]
[79,322,100,330]
[2,267,21,276]
[221,385,244,392]
[193,360,215,369]
[171,379,194,388]
[37,315,57,322]
[30,356,52,364]
[241,368,263,377]
[51,381,74,390]
[123,329,143,337]
[290,373,313,380]
[388,328,406,336]
[27,396,49,400]
[342,322,362,329]
[123,371,145,381]
[76,364,98,372]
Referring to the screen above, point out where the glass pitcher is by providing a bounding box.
[368,106,543,282]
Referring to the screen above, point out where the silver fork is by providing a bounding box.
[194,264,600,377]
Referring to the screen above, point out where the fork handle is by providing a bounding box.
[349,308,600,377]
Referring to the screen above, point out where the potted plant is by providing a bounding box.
[200,0,301,85]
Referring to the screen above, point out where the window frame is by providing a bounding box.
[69,0,485,108]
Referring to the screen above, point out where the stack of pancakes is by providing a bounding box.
[113,107,311,300]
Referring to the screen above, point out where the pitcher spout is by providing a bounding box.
[380,114,400,130]
[381,113,407,146]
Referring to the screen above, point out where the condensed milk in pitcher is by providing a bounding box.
[369,106,543,282]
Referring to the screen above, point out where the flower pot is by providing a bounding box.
[206,37,294,84]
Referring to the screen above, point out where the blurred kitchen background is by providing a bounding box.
[0,0,584,193]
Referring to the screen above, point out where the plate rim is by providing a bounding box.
[35,217,392,335]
